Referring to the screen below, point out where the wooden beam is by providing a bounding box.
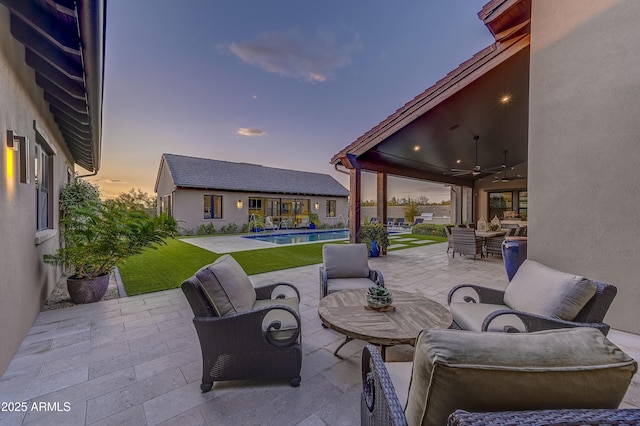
[376,172,387,225]
[349,168,361,243]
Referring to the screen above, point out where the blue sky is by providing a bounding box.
[88,0,495,202]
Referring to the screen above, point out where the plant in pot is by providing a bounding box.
[308,212,320,229]
[365,285,393,309]
[360,222,390,257]
[44,180,173,303]
[249,214,265,232]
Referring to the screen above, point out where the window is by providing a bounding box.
[35,142,53,231]
[488,192,513,221]
[204,195,222,219]
[518,191,528,220]
[162,195,172,217]
[248,197,264,219]
[326,200,336,217]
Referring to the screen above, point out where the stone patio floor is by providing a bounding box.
[1,242,639,425]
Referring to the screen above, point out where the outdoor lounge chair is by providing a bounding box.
[450,227,483,260]
[181,255,302,392]
[361,328,637,426]
[447,259,617,335]
[319,243,384,299]
[264,216,278,231]
[297,216,310,228]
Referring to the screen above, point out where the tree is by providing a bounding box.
[117,188,156,215]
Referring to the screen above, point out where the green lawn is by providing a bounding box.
[118,233,444,296]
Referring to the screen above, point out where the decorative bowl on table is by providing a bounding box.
[365,286,393,309]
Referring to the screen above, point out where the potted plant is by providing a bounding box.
[308,212,320,229]
[44,180,174,303]
[365,285,393,309]
[249,214,265,232]
[360,222,390,257]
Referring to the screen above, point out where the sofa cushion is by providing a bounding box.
[327,277,376,293]
[195,255,256,317]
[449,302,526,332]
[503,259,596,320]
[253,297,300,341]
[404,328,637,426]
[323,244,370,278]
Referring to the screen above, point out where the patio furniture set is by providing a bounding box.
[447,223,528,260]
[179,242,638,424]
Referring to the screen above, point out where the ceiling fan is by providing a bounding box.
[447,135,503,177]
[492,150,527,182]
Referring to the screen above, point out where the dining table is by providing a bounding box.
[475,229,509,238]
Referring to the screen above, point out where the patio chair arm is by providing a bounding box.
[361,345,408,426]
[369,269,385,287]
[447,284,505,305]
[481,309,611,335]
[320,267,329,298]
[255,282,301,301]
[192,304,301,349]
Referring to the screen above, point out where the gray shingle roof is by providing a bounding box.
[161,153,349,197]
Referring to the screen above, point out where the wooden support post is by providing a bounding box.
[376,172,387,226]
[349,168,361,243]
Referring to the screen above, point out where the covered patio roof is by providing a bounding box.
[331,0,531,187]
[0,0,105,173]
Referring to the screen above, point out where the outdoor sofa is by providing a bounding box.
[181,254,302,392]
[361,328,637,426]
[448,259,617,334]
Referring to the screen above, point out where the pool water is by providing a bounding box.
[243,230,349,245]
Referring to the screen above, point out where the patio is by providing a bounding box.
[1,242,639,425]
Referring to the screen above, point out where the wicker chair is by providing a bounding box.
[450,227,484,260]
[181,255,302,392]
[361,328,637,426]
[445,225,454,253]
[320,243,384,299]
[448,259,617,335]
[485,228,515,256]
[447,409,640,425]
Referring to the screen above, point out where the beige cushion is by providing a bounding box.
[253,297,299,341]
[405,328,637,426]
[503,259,596,320]
[323,244,370,278]
[327,277,375,293]
[195,255,256,316]
[449,302,526,332]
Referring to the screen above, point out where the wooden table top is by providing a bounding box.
[318,289,452,346]
[475,229,509,238]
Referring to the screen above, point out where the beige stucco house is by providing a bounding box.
[333,0,640,333]
[0,0,105,376]
[155,153,349,233]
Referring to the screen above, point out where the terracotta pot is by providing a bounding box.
[67,272,110,304]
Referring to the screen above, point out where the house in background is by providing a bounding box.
[155,153,349,233]
[0,0,105,376]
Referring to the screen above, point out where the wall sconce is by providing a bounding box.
[314,202,319,210]
[6,130,29,183]
[237,199,243,209]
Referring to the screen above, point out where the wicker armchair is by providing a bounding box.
[445,225,454,253]
[450,227,484,260]
[485,228,515,256]
[182,255,302,392]
[320,243,384,299]
[447,409,640,425]
[448,260,617,335]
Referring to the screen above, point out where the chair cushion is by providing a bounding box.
[503,260,596,320]
[253,297,299,341]
[195,255,256,317]
[323,244,370,278]
[326,277,375,293]
[449,302,526,332]
[405,328,637,426]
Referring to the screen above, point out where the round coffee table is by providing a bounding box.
[318,289,452,359]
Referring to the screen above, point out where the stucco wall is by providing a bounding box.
[168,187,348,233]
[0,6,75,376]
[529,0,640,332]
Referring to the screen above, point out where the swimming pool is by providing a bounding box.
[243,230,349,245]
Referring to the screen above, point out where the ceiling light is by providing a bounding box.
[413,145,420,152]
[456,159,461,164]
[500,94,512,104]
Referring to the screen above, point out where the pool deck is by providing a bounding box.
[181,229,351,253]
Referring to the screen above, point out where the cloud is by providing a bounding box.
[227,28,361,82]
[237,128,266,137]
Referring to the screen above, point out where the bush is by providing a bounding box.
[220,222,239,234]
[411,223,448,237]
[404,203,420,222]
[197,223,217,235]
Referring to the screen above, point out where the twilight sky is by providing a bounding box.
[86,0,495,202]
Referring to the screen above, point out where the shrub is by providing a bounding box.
[411,223,448,237]
[220,222,239,234]
[197,223,217,235]
[403,203,420,222]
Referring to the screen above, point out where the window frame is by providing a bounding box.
[203,195,223,219]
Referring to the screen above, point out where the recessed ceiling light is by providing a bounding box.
[500,94,512,104]
[413,145,420,152]
[456,159,461,164]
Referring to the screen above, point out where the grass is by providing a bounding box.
[118,233,443,296]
